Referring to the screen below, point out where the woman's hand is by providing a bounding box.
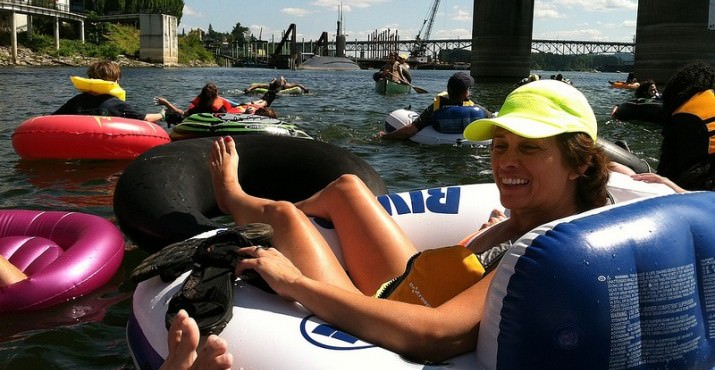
[154,96,169,106]
[234,245,305,300]
[631,173,687,193]
[479,209,507,231]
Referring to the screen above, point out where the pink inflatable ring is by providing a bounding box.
[0,210,125,313]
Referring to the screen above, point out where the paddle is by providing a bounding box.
[400,78,428,94]
[408,83,428,94]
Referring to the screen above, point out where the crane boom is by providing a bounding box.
[410,0,440,62]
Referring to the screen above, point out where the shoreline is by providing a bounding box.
[0,46,217,68]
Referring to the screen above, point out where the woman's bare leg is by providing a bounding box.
[295,175,417,293]
[0,256,27,288]
[160,310,233,370]
[209,136,359,292]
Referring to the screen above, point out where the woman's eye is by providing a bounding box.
[520,144,541,152]
[491,143,507,152]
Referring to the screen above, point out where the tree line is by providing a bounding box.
[81,0,184,21]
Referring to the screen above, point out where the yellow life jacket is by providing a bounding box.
[432,91,475,110]
[375,245,486,307]
[673,89,715,155]
[70,76,126,101]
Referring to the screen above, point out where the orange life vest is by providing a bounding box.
[188,96,233,113]
[228,102,265,114]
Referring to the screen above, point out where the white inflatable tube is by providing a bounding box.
[384,108,491,147]
[128,174,674,370]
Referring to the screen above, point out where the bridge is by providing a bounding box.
[0,0,86,62]
[340,38,633,59]
[212,38,634,69]
[471,0,715,82]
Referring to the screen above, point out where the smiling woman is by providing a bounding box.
[135,79,616,370]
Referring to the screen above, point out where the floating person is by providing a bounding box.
[516,73,540,87]
[634,79,661,100]
[160,79,611,368]
[243,76,309,95]
[53,60,165,123]
[657,60,715,190]
[155,83,234,125]
[380,72,493,140]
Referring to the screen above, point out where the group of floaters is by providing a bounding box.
[3,63,313,315]
[11,66,311,161]
[609,72,665,126]
[5,61,711,370]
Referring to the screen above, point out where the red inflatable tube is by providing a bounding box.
[12,115,170,160]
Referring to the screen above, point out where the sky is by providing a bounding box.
[180,0,638,44]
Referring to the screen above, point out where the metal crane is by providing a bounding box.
[409,0,440,63]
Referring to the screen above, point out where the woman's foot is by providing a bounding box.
[209,136,243,215]
[161,309,233,370]
[0,256,28,288]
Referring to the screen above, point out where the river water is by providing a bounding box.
[0,66,662,368]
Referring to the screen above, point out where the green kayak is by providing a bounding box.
[170,113,312,141]
[375,78,411,95]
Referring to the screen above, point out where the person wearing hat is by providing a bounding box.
[396,53,412,83]
[373,52,411,84]
[160,79,611,369]
[381,71,493,140]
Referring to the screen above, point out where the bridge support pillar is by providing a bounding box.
[471,0,534,82]
[54,16,59,51]
[635,0,715,83]
[139,14,178,65]
[10,11,16,64]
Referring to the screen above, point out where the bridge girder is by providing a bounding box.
[340,39,633,57]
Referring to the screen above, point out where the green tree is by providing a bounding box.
[230,22,249,44]
[178,29,215,64]
[82,0,184,22]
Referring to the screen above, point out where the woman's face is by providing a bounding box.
[490,128,581,216]
[648,84,658,96]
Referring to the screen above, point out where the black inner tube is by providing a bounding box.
[599,136,652,174]
[114,136,387,251]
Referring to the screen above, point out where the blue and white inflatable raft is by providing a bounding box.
[127,173,715,369]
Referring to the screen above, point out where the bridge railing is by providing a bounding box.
[0,0,85,21]
[0,0,70,12]
[342,38,634,57]
[209,37,635,66]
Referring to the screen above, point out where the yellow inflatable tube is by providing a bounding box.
[70,76,126,101]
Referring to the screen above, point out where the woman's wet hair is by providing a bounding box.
[255,107,277,118]
[635,79,656,99]
[556,132,610,211]
[196,83,219,110]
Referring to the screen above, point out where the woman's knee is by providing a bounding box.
[264,200,305,225]
[328,174,368,196]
